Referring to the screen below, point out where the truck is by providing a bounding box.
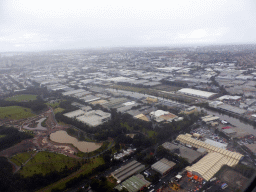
[221,183,228,189]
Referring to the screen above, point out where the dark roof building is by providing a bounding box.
[115,174,151,192]
[162,142,204,164]
[111,160,145,182]
[151,158,176,175]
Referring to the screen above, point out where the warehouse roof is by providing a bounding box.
[185,152,240,181]
[217,104,247,115]
[201,115,219,122]
[115,174,151,192]
[162,142,203,164]
[112,160,145,182]
[62,89,85,96]
[176,134,243,161]
[151,158,176,175]
[204,139,227,149]
[178,88,216,99]
[76,110,111,127]
[63,110,84,118]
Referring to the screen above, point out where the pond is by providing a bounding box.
[50,130,102,152]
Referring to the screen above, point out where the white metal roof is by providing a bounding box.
[178,88,216,98]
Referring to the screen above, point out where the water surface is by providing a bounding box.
[50,130,101,152]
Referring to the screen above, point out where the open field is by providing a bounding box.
[6,94,38,102]
[217,166,249,191]
[10,151,36,166]
[0,106,35,120]
[0,134,6,138]
[53,107,65,114]
[39,157,105,192]
[147,130,157,137]
[19,151,78,177]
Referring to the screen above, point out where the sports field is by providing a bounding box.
[6,94,38,102]
[0,106,35,120]
[19,151,78,177]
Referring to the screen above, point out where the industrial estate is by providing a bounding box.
[0,45,256,192]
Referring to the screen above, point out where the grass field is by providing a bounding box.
[0,106,35,120]
[53,107,65,114]
[147,130,157,137]
[39,157,105,192]
[10,151,36,166]
[6,94,38,102]
[19,152,78,177]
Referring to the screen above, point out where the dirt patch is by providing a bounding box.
[218,168,248,190]
[0,139,35,157]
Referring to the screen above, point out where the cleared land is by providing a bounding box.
[0,106,35,120]
[217,166,249,191]
[10,151,36,166]
[19,151,78,177]
[6,94,38,102]
[39,157,105,192]
[53,107,65,114]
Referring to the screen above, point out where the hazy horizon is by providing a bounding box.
[1,0,256,52]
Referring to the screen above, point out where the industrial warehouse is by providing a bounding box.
[111,160,145,182]
[115,174,151,192]
[63,109,111,127]
[151,158,176,176]
[162,142,205,164]
[176,134,243,160]
[176,134,244,181]
[177,88,217,99]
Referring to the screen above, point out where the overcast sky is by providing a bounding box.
[1,0,256,52]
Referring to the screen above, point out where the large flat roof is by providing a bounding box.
[204,139,227,149]
[217,104,247,115]
[186,152,240,181]
[62,89,85,96]
[151,158,176,175]
[178,88,216,99]
[63,109,84,118]
[162,142,203,164]
[112,161,145,182]
[176,134,243,161]
[115,174,151,192]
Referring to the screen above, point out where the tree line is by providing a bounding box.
[0,126,33,151]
